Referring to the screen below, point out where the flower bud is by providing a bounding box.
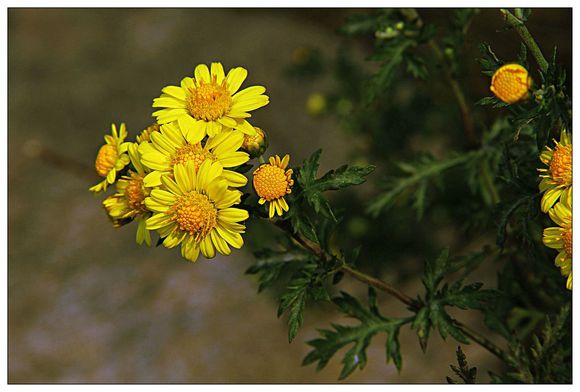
[490,64,532,104]
[241,127,269,158]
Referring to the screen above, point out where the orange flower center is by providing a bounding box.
[187,79,232,122]
[171,191,217,240]
[549,144,572,186]
[125,174,147,212]
[562,228,572,256]
[253,164,291,201]
[490,64,531,104]
[95,144,117,177]
[171,144,215,170]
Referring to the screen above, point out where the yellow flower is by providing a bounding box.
[137,123,160,144]
[543,188,572,290]
[102,143,153,246]
[490,64,532,104]
[241,126,268,158]
[152,62,269,143]
[138,122,249,188]
[253,154,293,218]
[145,160,249,262]
[538,130,572,212]
[89,123,130,194]
[306,93,327,116]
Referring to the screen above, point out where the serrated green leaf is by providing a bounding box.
[303,291,408,379]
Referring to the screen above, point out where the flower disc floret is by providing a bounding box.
[138,122,249,188]
[89,123,130,194]
[152,62,269,143]
[253,154,293,218]
[171,192,217,241]
[538,130,572,212]
[490,64,532,104]
[145,160,249,262]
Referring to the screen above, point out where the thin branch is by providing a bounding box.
[501,9,549,73]
[401,8,477,146]
[340,265,419,310]
[274,220,507,362]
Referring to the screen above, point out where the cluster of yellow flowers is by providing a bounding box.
[89,63,294,262]
[538,130,572,290]
[491,64,572,290]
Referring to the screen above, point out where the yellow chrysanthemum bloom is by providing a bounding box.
[241,126,268,158]
[538,130,572,212]
[102,143,153,246]
[490,64,532,104]
[152,62,269,143]
[137,123,160,144]
[253,154,293,218]
[543,188,572,290]
[89,123,131,194]
[145,160,249,262]
[138,122,249,188]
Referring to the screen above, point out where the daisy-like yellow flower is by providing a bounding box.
[102,143,153,246]
[145,160,249,262]
[253,154,293,218]
[490,64,532,104]
[538,130,572,212]
[89,123,131,194]
[241,126,268,158]
[152,62,269,143]
[543,188,572,290]
[136,123,160,144]
[138,122,249,188]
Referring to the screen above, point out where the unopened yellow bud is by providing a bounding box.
[241,127,268,158]
[490,64,532,104]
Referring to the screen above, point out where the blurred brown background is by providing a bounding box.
[8,8,571,383]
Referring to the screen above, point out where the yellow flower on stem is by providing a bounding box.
[253,154,293,218]
[145,160,249,262]
[538,130,572,212]
[152,62,269,143]
[543,188,572,290]
[490,64,532,104]
[89,123,130,194]
[138,122,249,188]
[102,143,153,246]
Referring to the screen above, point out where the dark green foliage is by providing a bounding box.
[490,304,571,383]
[277,262,331,342]
[296,149,375,221]
[246,247,312,293]
[303,289,409,379]
[257,8,571,383]
[446,346,477,384]
[413,249,499,349]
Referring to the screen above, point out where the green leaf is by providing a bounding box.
[446,346,477,384]
[297,150,374,221]
[367,152,480,218]
[277,263,330,343]
[246,248,311,292]
[303,291,408,379]
[423,248,450,293]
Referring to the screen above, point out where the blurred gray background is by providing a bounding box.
[8,8,571,383]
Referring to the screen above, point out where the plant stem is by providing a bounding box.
[401,8,477,146]
[274,220,507,362]
[340,265,419,310]
[500,9,549,73]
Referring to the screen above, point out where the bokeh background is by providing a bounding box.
[8,8,572,383]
